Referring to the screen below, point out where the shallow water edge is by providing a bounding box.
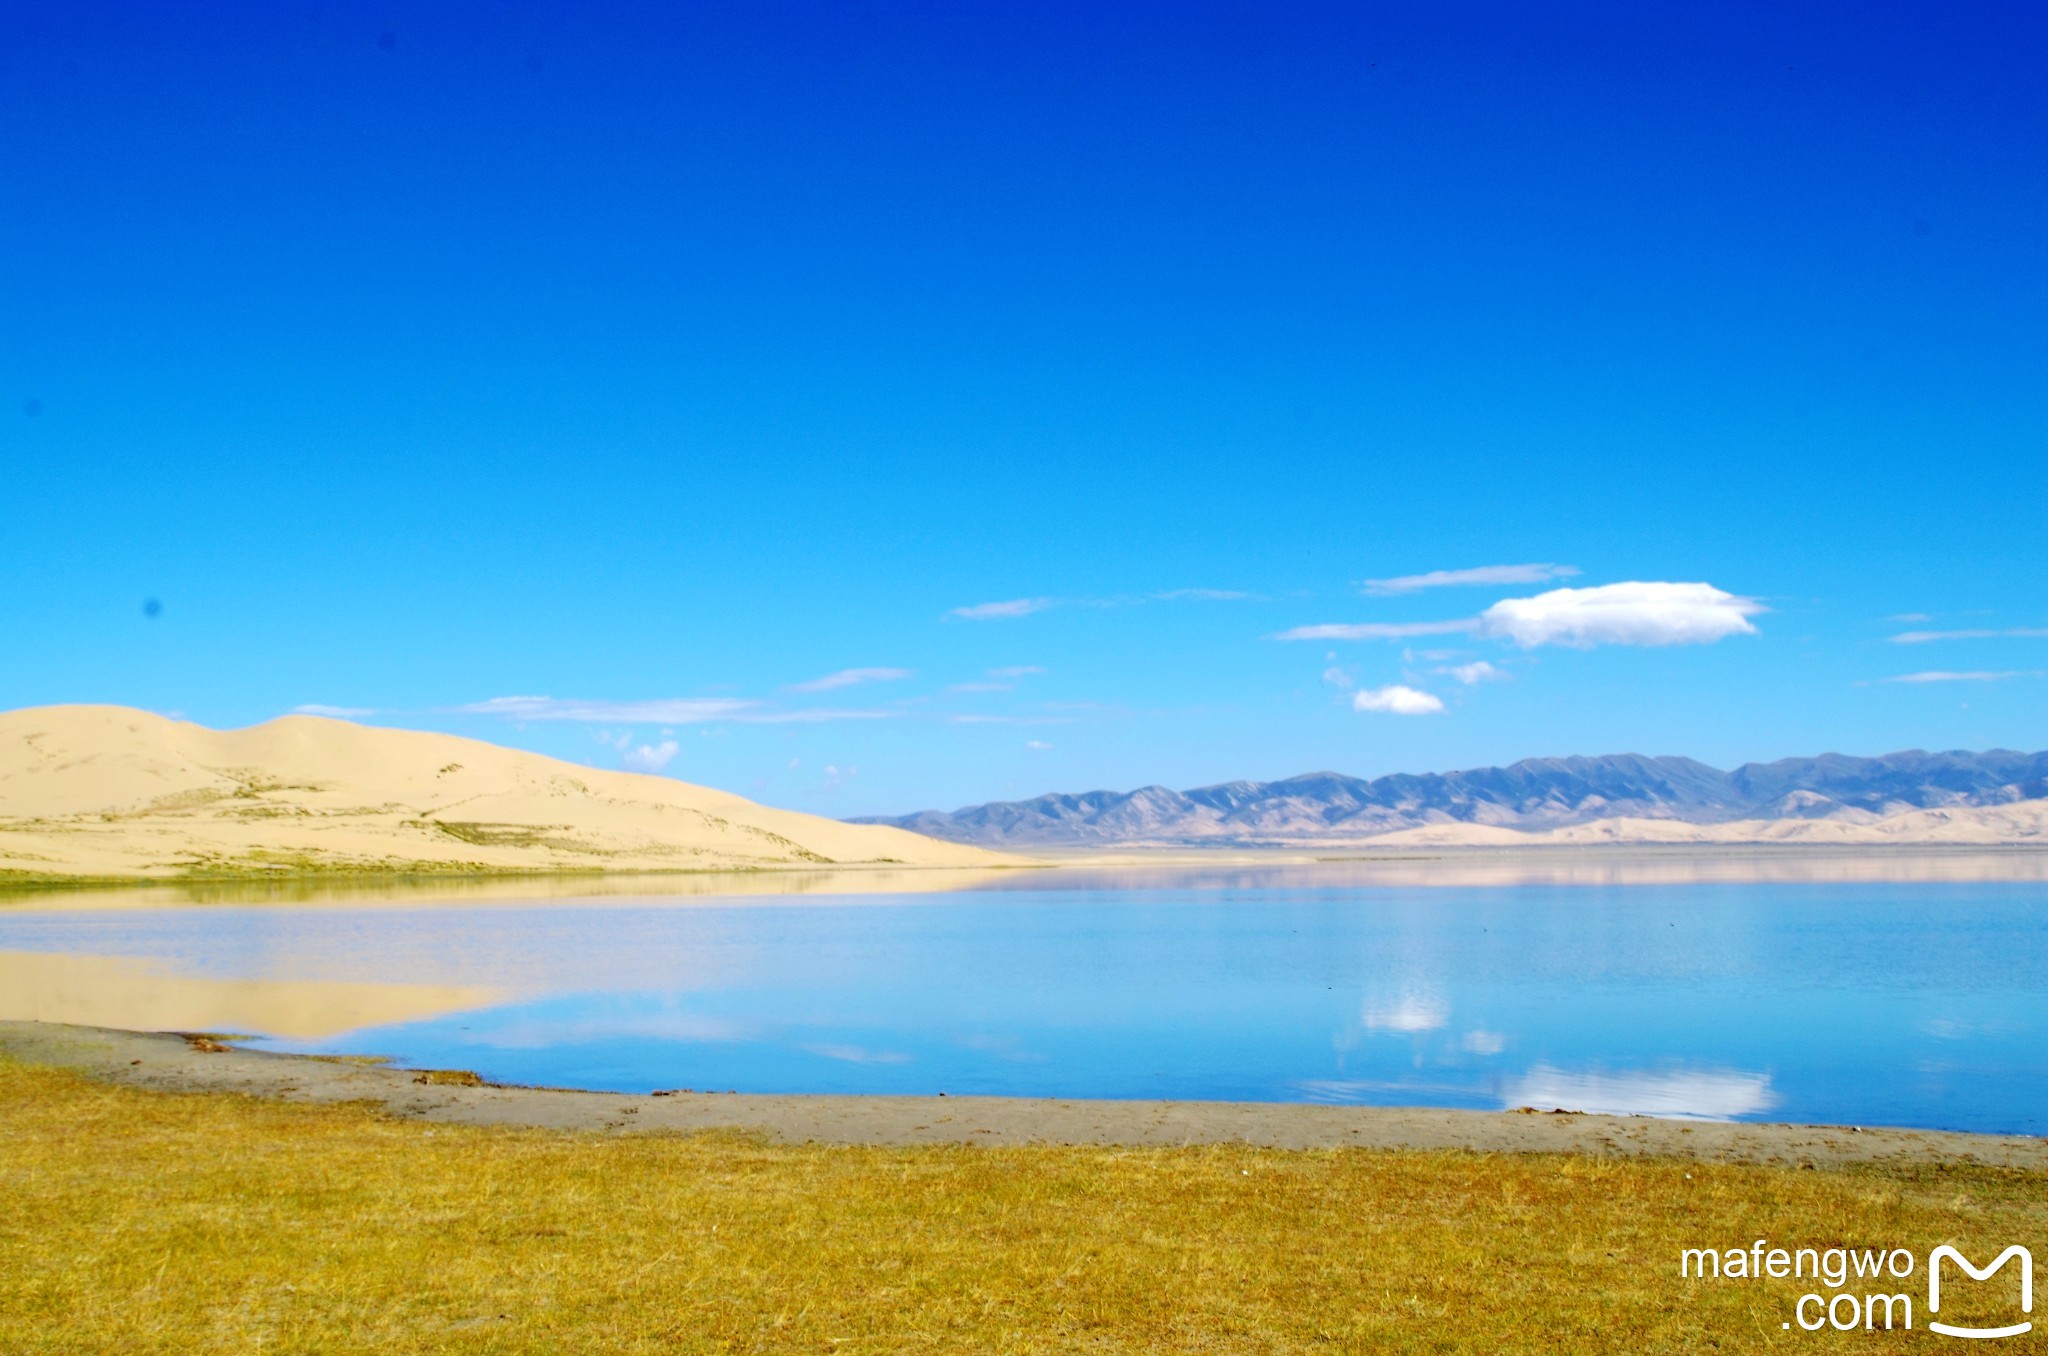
[8,1022,2044,1165]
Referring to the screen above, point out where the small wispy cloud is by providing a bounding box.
[1362,563,1579,595]
[1276,620,1480,642]
[1442,660,1507,685]
[1320,665,1355,690]
[947,664,1046,694]
[1352,685,1445,715]
[292,704,378,718]
[950,591,1255,619]
[945,713,1072,725]
[784,666,913,693]
[461,695,888,725]
[948,598,1053,621]
[1153,587,1260,602]
[1888,627,2048,644]
[1025,739,1052,750]
[620,740,680,773]
[460,695,755,723]
[1879,670,2042,684]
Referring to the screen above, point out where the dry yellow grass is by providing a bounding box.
[1,1057,2040,1354]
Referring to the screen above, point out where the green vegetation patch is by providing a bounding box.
[430,821,566,849]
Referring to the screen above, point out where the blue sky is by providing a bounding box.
[3,2,2044,815]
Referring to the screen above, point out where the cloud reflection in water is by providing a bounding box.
[1502,1064,1778,1120]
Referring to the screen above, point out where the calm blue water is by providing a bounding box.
[3,867,2043,1133]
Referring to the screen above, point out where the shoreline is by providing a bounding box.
[0,860,1056,892]
[6,1021,2041,1168]
[5,840,2047,899]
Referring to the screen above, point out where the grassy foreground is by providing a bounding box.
[2,1057,2040,1354]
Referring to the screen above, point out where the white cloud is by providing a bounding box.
[620,740,680,773]
[1461,1030,1507,1056]
[1283,581,1760,651]
[1025,739,1052,751]
[784,667,913,693]
[1320,665,1355,690]
[1275,620,1480,642]
[1442,661,1507,685]
[292,704,378,718]
[1880,670,2041,684]
[1352,684,1445,715]
[948,598,1053,621]
[1888,627,2048,644]
[1478,582,1763,649]
[1362,563,1579,595]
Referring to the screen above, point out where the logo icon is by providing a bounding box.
[1928,1245,2032,1340]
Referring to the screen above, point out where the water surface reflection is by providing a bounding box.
[0,859,2040,1133]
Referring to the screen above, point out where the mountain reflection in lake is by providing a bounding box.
[1,857,2041,1134]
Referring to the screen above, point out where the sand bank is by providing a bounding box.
[5,1021,2040,1169]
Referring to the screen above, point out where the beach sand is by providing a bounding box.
[6,1020,2039,1168]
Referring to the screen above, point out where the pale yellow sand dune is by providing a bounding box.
[0,705,1020,880]
[1148,802,2048,849]
[1536,803,2048,846]
[1207,804,2047,849]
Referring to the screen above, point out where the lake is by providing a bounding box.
[3,854,2043,1134]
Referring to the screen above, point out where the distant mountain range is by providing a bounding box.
[850,750,2048,848]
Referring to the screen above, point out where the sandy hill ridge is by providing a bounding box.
[0,706,1016,881]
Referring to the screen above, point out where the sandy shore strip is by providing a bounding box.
[5,1021,2041,1168]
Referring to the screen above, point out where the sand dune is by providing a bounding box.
[0,706,1019,880]
[1363,801,2048,848]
